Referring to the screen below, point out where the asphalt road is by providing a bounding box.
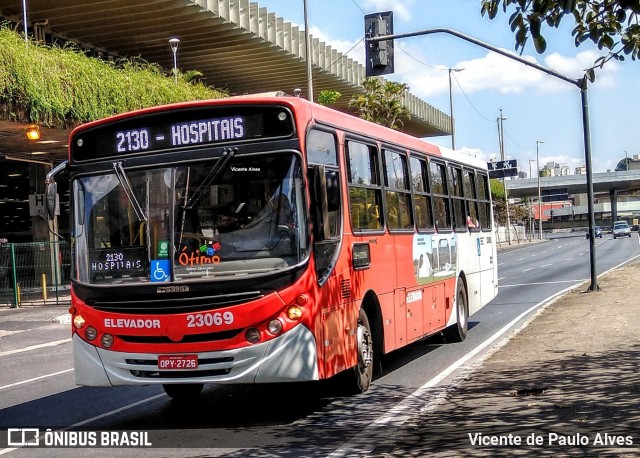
[1,232,638,457]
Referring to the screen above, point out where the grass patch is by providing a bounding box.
[0,26,227,128]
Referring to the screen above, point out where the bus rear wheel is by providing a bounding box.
[162,383,204,401]
[444,280,468,343]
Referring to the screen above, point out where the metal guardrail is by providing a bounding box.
[0,242,71,307]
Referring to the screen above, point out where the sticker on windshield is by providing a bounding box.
[158,241,169,259]
[150,259,170,282]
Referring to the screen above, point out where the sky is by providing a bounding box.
[255,0,638,174]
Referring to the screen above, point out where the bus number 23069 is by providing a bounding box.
[186,312,234,328]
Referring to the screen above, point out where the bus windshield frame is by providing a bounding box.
[71,149,309,285]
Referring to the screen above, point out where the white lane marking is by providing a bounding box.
[539,263,552,268]
[0,369,74,391]
[500,280,586,287]
[516,258,525,261]
[0,338,71,357]
[522,268,534,272]
[64,394,166,429]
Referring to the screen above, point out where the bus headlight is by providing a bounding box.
[73,315,86,329]
[85,326,97,341]
[245,328,261,344]
[267,319,283,335]
[101,334,114,348]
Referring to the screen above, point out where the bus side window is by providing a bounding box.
[429,160,451,231]
[410,156,434,231]
[347,140,383,232]
[476,173,492,230]
[308,129,341,239]
[449,165,467,231]
[463,169,480,230]
[383,149,413,231]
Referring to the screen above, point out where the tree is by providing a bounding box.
[348,78,410,130]
[481,0,640,75]
[490,178,532,227]
[318,90,342,106]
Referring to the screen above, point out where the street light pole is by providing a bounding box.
[529,159,535,178]
[528,159,536,240]
[303,0,314,102]
[498,110,511,244]
[22,0,29,45]
[624,150,629,170]
[448,68,463,150]
[169,38,180,85]
[536,140,545,240]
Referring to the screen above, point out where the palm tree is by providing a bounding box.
[348,78,410,130]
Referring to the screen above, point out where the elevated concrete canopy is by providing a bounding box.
[0,0,452,165]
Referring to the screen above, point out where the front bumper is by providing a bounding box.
[73,324,319,386]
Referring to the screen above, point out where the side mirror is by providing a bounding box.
[325,170,341,212]
[45,181,59,220]
[44,161,67,221]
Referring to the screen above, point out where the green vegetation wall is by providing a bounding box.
[0,27,227,128]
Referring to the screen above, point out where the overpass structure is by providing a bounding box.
[506,169,640,224]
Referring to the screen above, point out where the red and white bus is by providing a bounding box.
[46,95,497,399]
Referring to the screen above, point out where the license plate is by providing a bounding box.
[158,354,198,370]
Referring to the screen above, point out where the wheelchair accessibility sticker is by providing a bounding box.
[150,259,170,282]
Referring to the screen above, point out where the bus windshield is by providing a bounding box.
[72,152,308,284]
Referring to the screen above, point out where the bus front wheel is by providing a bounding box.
[162,383,204,401]
[444,280,468,343]
[348,308,374,394]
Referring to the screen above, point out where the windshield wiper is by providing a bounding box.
[186,148,236,209]
[112,162,148,222]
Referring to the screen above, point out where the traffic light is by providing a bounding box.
[364,11,394,77]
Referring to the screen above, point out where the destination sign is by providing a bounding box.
[71,105,295,162]
[115,116,245,153]
[89,246,147,282]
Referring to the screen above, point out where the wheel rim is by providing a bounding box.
[458,288,468,330]
[357,321,373,371]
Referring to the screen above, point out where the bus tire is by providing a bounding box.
[162,383,204,401]
[444,280,468,343]
[345,308,374,394]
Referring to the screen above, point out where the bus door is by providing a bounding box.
[307,128,351,374]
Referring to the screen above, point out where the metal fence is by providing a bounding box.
[0,242,71,307]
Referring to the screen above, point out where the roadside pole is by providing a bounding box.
[10,243,19,308]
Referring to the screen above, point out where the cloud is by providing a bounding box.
[361,0,416,23]
[458,146,490,162]
[544,50,619,87]
[393,44,620,99]
[309,26,364,59]
[395,47,566,98]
